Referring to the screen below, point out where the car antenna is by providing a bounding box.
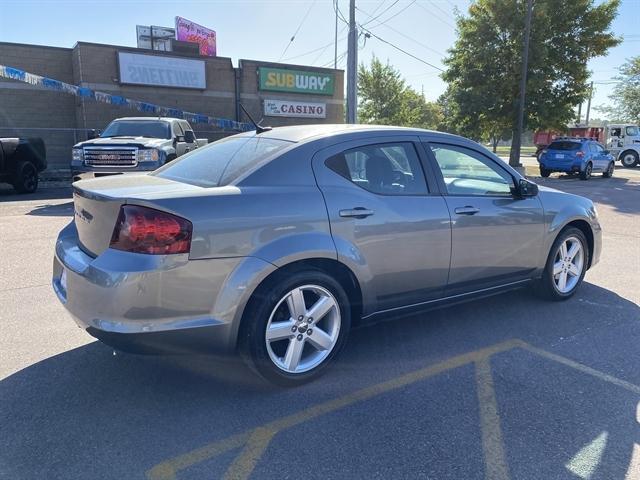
[240,103,272,134]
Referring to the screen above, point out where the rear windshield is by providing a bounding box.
[153,136,292,187]
[548,141,581,151]
[101,120,171,139]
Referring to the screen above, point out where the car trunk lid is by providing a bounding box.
[72,174,204,257]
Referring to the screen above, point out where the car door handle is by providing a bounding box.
[339,207,375,219]
[454,206,480,215]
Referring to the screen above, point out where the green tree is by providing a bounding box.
[358,56,443,129]
[442,0,620,161]
[599,57,640,122]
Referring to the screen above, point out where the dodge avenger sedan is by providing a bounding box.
[53,125,602,385]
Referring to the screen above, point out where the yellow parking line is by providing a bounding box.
[475,357,510,480]
[146,339,521,480]
[223,427,277,480]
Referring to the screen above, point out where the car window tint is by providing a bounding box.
[626,126,639,136]
[548,141,581,151]
[325,142,428,195]
[428,143,513,196]
[153,136,292,187]
[172,122,184,137]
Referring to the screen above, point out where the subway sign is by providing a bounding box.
[258,67,335,95]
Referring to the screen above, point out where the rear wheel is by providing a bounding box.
[579,162,592,180]
[540,167,551,178]
[535,227,589,301]
[12,160,38,193]
[620,151,639,168]
[603,161,614,178]
[239,270,351,386]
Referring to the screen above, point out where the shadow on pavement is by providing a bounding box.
[26,201,73,217]
[0,186,72,202]
[1,282,639,479]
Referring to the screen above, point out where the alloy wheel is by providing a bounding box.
[552,236,584,294]
[265,284,341,374]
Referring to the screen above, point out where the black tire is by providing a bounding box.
[603,161,614,178]
[540,167,551,178]
[534,227,589,301]
[12,160,38,193]
[579,162,592,180]
[239,269,351,386]
[620,151,639,168]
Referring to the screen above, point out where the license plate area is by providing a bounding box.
[555,153,565,159]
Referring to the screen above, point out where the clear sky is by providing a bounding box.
[1,0,638,118]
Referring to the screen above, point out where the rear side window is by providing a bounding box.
[548,141,581,151]
[153,136,292,187]
[325,142,428,195]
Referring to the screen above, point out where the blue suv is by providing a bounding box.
[538,138,615,180]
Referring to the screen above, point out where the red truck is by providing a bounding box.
[534,127,605,159]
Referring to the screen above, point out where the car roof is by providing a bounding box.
[235,124,457,144]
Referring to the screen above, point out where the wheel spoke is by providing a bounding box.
[306,296,334,323]
[568,263,581,277]
[286,288,306,319]
[553,262,563,275]
[266,320,295,342]
[283,338,305,371]
[560,242,568,259]
[557,271,568,291]
[307,327,334,351]
[567,242,580,261]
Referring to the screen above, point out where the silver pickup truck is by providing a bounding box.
[71,117,208,181]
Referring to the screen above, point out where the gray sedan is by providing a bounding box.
[53,125,602,385]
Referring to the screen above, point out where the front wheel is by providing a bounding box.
[540,167,551,178]
[535,227,589,301]
[603,161,614,178]
[239,270,351,386]
[579,162,592,180]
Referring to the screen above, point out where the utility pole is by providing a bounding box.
[334,1,338,69]
[585,81,594,126]
[509,0,533,168]
[346,0,358,124]
[576,102,582,125]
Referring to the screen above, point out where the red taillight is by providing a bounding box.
[576,151,585,158]
[110,205,192,255]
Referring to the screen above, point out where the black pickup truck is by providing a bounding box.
[0,138,46,193]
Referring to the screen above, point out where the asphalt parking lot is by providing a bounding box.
[1,165,639,480]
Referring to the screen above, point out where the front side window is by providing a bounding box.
[428,143,514,196]
[153,136,292,187]
[325,142,428,195]
[626,126,639,136]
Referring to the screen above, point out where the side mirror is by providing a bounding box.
[87,129,99,140]
[516,178,538,198]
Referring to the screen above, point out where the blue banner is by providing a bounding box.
[0,64,251,132]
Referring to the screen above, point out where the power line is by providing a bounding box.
[278,0,317,61]
[356,5,446,57]
[371,0,419,26]
[358,24,445,72]
[362,0,401,26]
[414,1,455,28]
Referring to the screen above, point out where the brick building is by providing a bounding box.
[0,41,344,173]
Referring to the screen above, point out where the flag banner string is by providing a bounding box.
[0,64,252,132]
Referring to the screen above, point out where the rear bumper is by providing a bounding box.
[52,222,275,354]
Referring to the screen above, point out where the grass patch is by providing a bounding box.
[494,146,537,155]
